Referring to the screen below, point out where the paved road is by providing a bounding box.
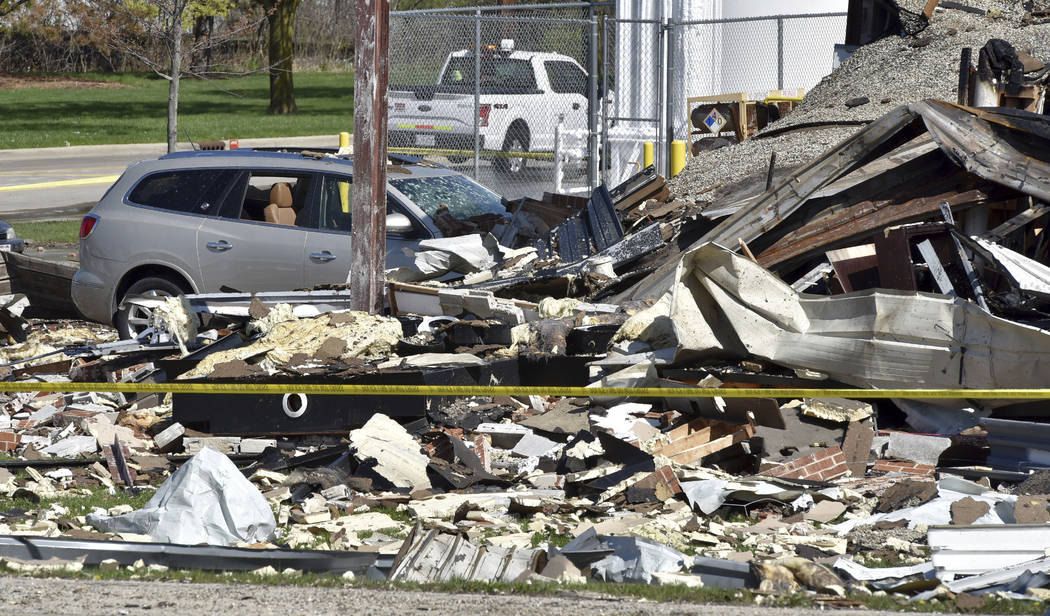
[0,575,905,616]
[0,137,337,220]
[0,137,589,221]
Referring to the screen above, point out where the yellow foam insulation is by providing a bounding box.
[179,311,403,379]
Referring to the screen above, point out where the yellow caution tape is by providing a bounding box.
[388,147,554,161]
[3,382,1050,399]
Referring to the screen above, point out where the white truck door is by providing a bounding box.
[543,60,590,139]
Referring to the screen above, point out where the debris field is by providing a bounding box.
[1,1,1050,609]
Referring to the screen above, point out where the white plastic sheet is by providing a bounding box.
[87,447,276,545]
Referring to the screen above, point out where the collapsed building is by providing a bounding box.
[1,0,1050,606]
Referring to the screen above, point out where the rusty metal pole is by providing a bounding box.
[349,0,390,314]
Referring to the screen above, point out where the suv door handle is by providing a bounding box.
[572,102,581,110]
[206,240,233,251]
[310,251,337,262]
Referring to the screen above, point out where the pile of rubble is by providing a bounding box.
[2,3,1050,607]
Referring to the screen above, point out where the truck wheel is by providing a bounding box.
[495,127,529,177]
[114,276,187,340]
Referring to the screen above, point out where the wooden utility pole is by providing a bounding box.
[350,0,390,313]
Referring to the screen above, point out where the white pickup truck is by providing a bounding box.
[388,40,590,177]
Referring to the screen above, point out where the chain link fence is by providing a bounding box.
[388,5,846,199]
[388,3,600,201]
[601,17,664,189]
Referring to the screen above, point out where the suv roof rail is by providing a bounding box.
[159,148,431,167]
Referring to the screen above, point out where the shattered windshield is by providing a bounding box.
[390,175,507,220]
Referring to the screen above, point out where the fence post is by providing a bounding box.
[588,8,599,191]
[473,8,481,179]
[554,114,565,193]
[655,19,665,177]
[664,18,675,178]
[600,15,610,185]
[777,17,784,91]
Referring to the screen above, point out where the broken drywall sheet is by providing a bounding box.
[680,478,799,515]
[831,477,1016,533]
[349,414,432,491]
[665,243,1050,396]
[86,447,276,545]
[410,233,502,279]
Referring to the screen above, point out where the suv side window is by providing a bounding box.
[544,61,587,96]
[127,169,238,215]
[214,171,313,227]
[311,174,423,238]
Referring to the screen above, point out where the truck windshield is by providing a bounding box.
[440,56,536,89]
[390,175,507,220]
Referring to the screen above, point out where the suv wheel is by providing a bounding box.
[494,127,529,177]
[114,276,187,340]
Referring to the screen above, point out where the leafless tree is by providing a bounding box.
[0,0,30,18]
[90,0,265,152]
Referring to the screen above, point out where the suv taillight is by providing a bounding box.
[80,214,99,239]
[478,104,491,127]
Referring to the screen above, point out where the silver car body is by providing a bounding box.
[72,149,506,326]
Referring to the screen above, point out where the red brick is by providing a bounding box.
[0,431,19,451]
[762,446,847,481]
[872,459,935,476]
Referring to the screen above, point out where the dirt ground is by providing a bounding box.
[0,575,907,616]
[0,75,128,89]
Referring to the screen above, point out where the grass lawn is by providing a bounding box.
[13,220,81,245]
[0,72,354,149]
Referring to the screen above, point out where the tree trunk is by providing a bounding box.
[167,18,182,153]
[267,0,301,114]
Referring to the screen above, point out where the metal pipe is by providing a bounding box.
[588,9,599,190]
[606,115,663,123]
[777,17,784,91]
[473,8,480,179]
[391,14,591,24]
[664,18,675,177]
[656,19,666,176]
[675,12,847,27]
[601,13,609,184]
[554,114,564,193]
[392,2,613,16]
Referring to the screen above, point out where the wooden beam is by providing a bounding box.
[350,0,390,314]
[653,418,754,465]
[922,0,940,19]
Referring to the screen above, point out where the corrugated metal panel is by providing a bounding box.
[389,526,543,583]
[928,525,1050,578]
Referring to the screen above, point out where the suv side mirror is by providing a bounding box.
[387,212,415,236]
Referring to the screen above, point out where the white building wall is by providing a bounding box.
[610,0,846,182]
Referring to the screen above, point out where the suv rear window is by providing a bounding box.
[127,169,238,215]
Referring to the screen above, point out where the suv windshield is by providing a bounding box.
[390,175,506,220]
[440,56,536,89]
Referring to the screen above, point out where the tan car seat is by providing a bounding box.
[263,182,296,226]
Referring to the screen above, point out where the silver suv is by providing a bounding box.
[72,149,508,338]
